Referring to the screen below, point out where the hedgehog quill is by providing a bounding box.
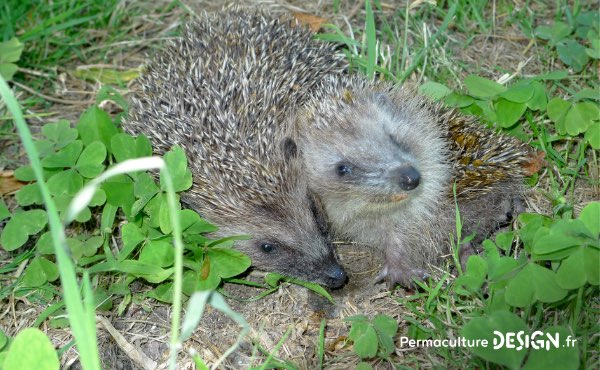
[123,10,348,288]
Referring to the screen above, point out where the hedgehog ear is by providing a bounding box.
[281,137,298,161]
[372,92,394,109]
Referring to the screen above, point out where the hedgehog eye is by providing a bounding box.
[260,242,277,253]
[336,163,352,177]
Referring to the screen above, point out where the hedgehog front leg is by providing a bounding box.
[372,231,433,289]
[375,262,430,289]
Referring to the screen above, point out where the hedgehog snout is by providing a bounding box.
[324,263,347,288]
[392,165,421,191]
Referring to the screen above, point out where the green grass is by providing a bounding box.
[2,0,152,64]
[0,0,182,108]
[0,70,101,370]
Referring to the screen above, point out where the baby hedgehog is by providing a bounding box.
[123,9,349,287]
[293,76,535,287]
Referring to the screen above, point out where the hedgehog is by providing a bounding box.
[292,75,535,287]
[122,9,349,288]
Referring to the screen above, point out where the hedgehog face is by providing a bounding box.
[208,196,347,288]
[296,88,450,220]
[248,237,347,289]
[182,137,348,289]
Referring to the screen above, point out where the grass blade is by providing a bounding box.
[0,75,101,369]
[364,0,377,79]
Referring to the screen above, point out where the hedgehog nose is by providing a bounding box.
[326,264,347,288]
[397,165,420,191]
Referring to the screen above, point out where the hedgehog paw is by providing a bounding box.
[375,265,429,290]
[496,195,525,225]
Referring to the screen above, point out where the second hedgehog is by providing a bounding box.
[293,76,535,287]
[123,10,348,287]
